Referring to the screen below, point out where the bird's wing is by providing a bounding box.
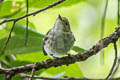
[42,29,52,55]
[42,46,47,55]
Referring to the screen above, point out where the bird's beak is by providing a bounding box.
[58,14,62,20]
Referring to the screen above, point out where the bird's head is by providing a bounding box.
[53,15,71,32]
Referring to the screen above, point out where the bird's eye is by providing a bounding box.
[65,22,68,25]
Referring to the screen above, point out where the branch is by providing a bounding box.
[1,21,16,55]
[101,0,109,38]
[105,41,118,79]
[29,68,35,80]
[0,0,66,25]
[24,0,29,46]
[0,59,11,67]
[110,53,120,77]
[111,58,120,78]
[100,0,109,64]
[19,74,120,80]
[5,74,13,80]
[0,27,120,77]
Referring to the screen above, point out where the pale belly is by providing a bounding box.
[45,32,75,57]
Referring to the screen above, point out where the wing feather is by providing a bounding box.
[42,29,52,56]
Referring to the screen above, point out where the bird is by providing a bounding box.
[42,15,75,59]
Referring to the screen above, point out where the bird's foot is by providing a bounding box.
[53,56,59,60]
[50,54,59,59]
[67,54,71,58]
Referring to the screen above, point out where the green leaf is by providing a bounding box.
[16,52,47,75]
[0,55,32,66]
[8,10,26,19]
[72,46,85,53]
[44,63,83,77]
[13,24,42,36]
[0,1,22,17]
[0,74,5,80]
[28,0,85,8]
[0,24,44,55]
[16,51,49,62]
[15,20,36,29]
[10,61,31,67]
[0,27,9,39]
[0,35,43,54]
[12,76,24,80]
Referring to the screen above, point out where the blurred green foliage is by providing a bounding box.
[0,0,119,80]
[72,46,85,53]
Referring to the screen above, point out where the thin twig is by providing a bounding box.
[0,21,16,56]
[0,59,11,67]
[0,0,66,25]
[25,0,29,46]
[29,68,35,80]
[5,74,13,80]
[111,58,120,78]
[100,0,109,64]
[105,41,118,80]
[101,0,109,37]
[19,74,120,80]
